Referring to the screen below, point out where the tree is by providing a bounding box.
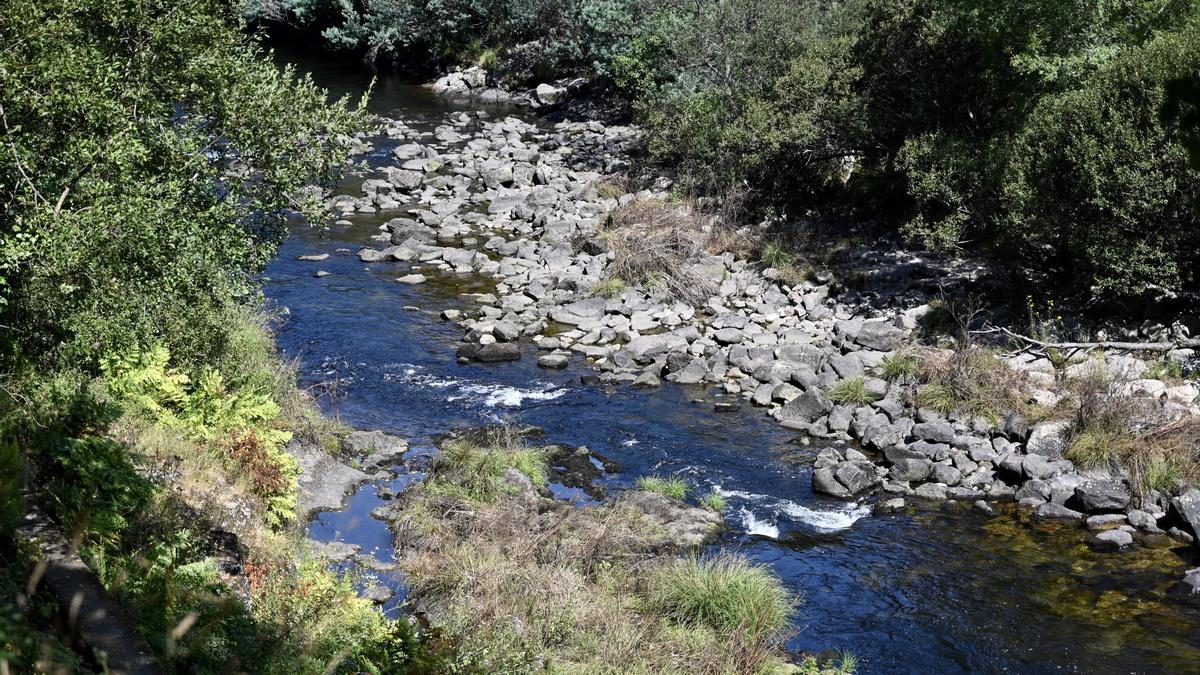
[0,0,368,373]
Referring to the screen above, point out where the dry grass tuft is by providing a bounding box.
[913,342,1029,422]
[601,198,722,304]
[1064,370,1200,493]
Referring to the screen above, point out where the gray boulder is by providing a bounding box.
[475,342,521,362]
[1034,502,1084,520]
[855,318,904,351]
[1092,529,1134,550]
[626,334,688,360]
[813,467,851,498]
[835,460,881,495]
[890,458,933,483]
[617,490,723,547]
[1073,479,1132,513]
[1170,489,1200,541]
[1026,420,1071,459]
[778,390,834,428]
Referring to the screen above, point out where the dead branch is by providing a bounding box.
[972,325,1200,353]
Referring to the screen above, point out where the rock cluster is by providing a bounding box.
[430,66,586,110]
[329,109,1200,586]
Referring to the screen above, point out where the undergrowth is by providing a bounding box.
[392,435,806,674]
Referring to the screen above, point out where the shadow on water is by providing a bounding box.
[263,52,1200,674]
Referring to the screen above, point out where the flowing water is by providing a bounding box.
[264,47,1200,673]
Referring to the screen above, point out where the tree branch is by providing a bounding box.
[971,326,1200,353]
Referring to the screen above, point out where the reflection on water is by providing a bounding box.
[263,51,1200,674]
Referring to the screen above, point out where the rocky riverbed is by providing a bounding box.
[315,105,1200,593]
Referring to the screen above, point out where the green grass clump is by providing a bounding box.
[592,276,628,298]
[1145,359,1184,382]
[1066,427,1132,470]
[826,377,872,406]
[648,555,794,642]
[915,382,955,414]
[433,433,549,502]
[637,475,689,500]
[1141,455,1183,492]
[760,242,795,269]
[879,352,920,381]
[701,492,728,512]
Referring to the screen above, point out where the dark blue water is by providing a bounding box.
[263,56,1200,673]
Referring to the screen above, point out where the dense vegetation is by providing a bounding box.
[254,0,1200,300]
[0,0,427,670]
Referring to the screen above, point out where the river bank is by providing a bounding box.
[259,59,1200,669]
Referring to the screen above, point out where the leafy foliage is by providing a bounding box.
[0,0,367,374]
[102,346,299,527]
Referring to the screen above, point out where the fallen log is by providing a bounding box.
[14,502,165,674]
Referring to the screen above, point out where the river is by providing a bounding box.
[262,46,1200,674]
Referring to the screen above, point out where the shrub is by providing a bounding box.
[827,377,872,406]
[1065,371,1200,494]
[0,0,366,375]
[248,559,420,672]
[648,555,794,643]
[601,198,720,304]
[636,475,688,500]
[915,344,1028,422]
[0,441,23,534]
[1145,359,1184,382]
[102,346,299,527]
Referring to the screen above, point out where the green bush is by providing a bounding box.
[102,346,299,527]
[0,0,366,376]
[637,0,1200,299]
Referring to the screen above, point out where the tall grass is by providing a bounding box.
[649,555,794,642]
[827,377,872,405]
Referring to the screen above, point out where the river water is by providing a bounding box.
[263,47,1200,674]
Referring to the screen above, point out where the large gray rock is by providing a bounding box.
[835,460,881,495]
[475,342,521,362]
[626,334,689,360]
[813,467,851,498]
[912,420,955,443]
[1034,502,1084,521]
[778,390,834,428]
[890,457,933,483]
[1092,529,1134,550]
[1026,420,1071,459]
[854,318,904,351]
[342,430,409,471]
[289,441,370,520]
[550,297,607,325]
[1073,479,1132,513]
[1170,489,1200,540]
[617,490,723,547]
